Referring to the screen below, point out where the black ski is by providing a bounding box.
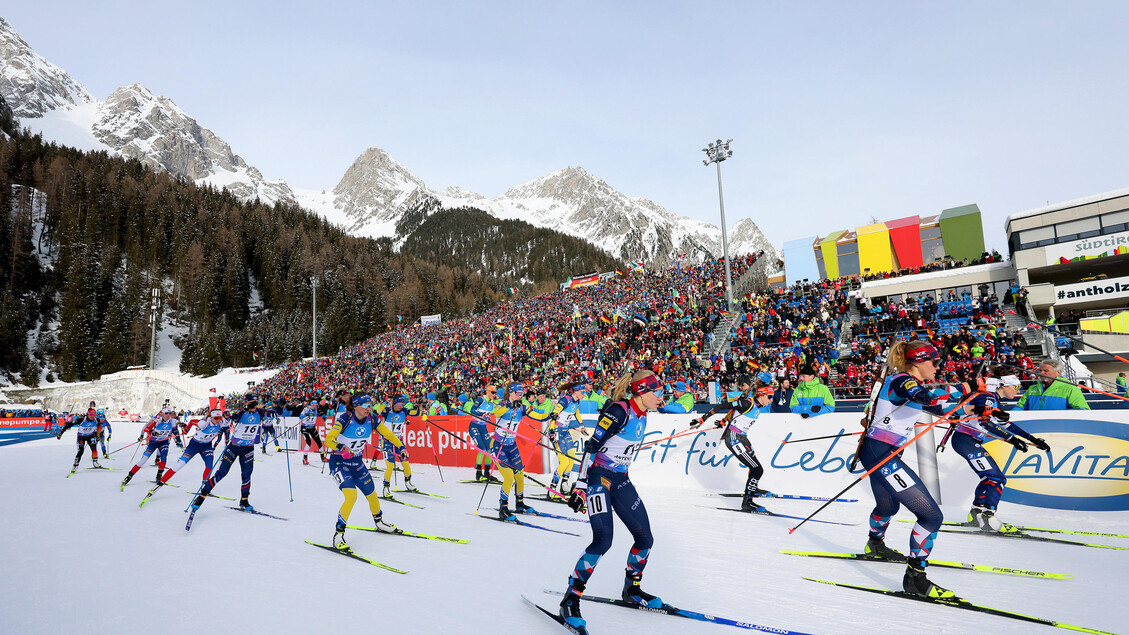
[708,506,857,526]
[543,589,812,633]
[494,507,589,524]
[779,550,1073,579]
[226,506,288,521]
[305,540,407,574]
[804,577,1115,634]
[714,491,858,503]
[346,525,468,543]
[522,595,586,634]
[471,512,580,536]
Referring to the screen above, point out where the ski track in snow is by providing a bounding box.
[2,426,1126,635]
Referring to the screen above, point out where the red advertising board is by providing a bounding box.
[309,414,545,472]
[0,418,45,428]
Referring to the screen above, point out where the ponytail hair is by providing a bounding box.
[609,371,634,402]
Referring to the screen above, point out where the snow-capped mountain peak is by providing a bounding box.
[0,17,93,118]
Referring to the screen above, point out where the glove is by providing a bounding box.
[398,447,409,461]
[339,447,353,460]
[549,412,559,421]
[568,480,587,514]
[992,409,1010,422]
[138,434,145,442]
[1007,436,1028,452]
[971,404,989,416]
[1032,437,1051,452]
[800,413,810,419]
[810,405,822,414]
[106,435,111,443]
[713,419,725,429]
[55,433,61,440]
[689,418,704,429]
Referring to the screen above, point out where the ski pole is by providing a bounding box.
[420,415,444,484]
[108,440,141,456]
[186,435,233,512]
[784,423,947,445]
[283,421,293,503]
[788,412,981,534]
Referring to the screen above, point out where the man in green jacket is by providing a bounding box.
[659,381,695,413]
[1016,359,1090,410]
[790,365,836,418]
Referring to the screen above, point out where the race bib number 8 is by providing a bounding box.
[586,492,608,516]
[884,467,914,493]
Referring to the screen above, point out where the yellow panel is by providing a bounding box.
[820,238,840,279]
[1110,311,1129,334]
[856,222,893,273]
[1080,317,1110,333]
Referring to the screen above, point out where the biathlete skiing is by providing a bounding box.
[547,380,591,501]
[57,407,105,472]
[945,369,1051,531]
[557,369,666,633]
[121,407,179,487]
[324,394,404,549]
[379,395,418,495]
[299,400,326,465]
[189,396,263,514]
[690,375,775,511]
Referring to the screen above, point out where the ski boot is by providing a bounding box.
[120,472,134,491]
[191,494,205,511]
[382,481,392,497]
[903,558,955,598]
[499,503,515,520]
[741,496,767,512]
[968,505,1002,532]
[303,455,310,465]
[403,476,418,492]
[239,497,254,513]
[515,495,536,514]
[475,466,484,482]
[155,469,164,483]
[260,446,267,454]
[333,529,349,551]
[622,571,664,608]
[559,580,588,633]
[373,512,397,533]
[91,458,102,469]
[864,537,907,562]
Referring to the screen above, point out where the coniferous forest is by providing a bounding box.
[0,94,620,383]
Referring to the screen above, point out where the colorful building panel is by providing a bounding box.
[857,222,894,274]
[939,204,986,261]
[784,236,821,285]
[886,215,923,268]
[819,230,846,279]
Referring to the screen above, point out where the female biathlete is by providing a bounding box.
[189,396,264,513]
[299,401,325,465]
[121,407,179,487]
[492,383,536,519]
[324,394,404,549]
[147,408,224,494]
[557,369,666,633]
[858,340,982,598]
[547,380,591,500]
[948,369,1050,531]
[469,385,501,482]
[57,407,104,472]
[690,376,775,511]
[380,396,418,495]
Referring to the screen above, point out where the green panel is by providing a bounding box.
[819,230,846,279]
[939,204,985,261]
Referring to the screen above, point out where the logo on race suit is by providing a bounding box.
[984,419,1129,511]
[880,466,892,476]
[599,477,611,489]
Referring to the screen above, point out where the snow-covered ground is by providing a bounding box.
[2,424,1125,635]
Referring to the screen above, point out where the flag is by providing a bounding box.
[799,336,811,345]
[507,287,517,295]
[615,269,623,276]
[495,321,505,330]
[599,313,612,324]
[397,315,403,322]
[252,351,259,360]
[572,304,582,320]
[633,314,648,327]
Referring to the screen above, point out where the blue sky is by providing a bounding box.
[7,2,1129,253]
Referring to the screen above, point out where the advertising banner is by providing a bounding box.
[420,314,442,326]
[0,418,44,428]
[1054,275,1129,306]
[1045,229,1129,265]
[619,411,1129,512]
[569,272,599,288]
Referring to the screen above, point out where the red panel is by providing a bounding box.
[887,216,922,268]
